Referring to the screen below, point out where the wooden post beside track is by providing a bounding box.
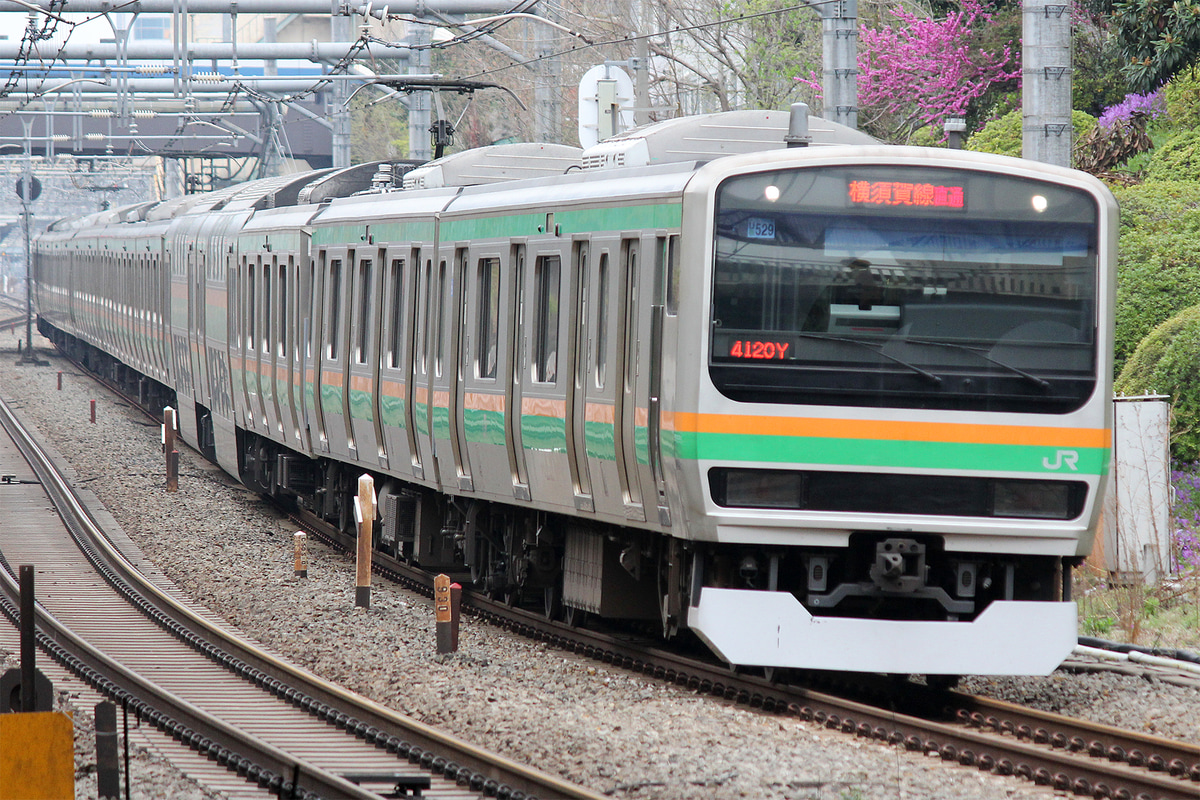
[56,371,61,390]
[435,575,455,654]
[355,474,375,609]
[294,532,308,578]
[89,399,95,424]
[163,407,178,492]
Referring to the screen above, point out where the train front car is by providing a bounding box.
[674,147,1117,676]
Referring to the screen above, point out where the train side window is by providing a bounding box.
[247,259,257,351]
[665,234,680,316]
[356,257,373,364]
[595,253,609,389]
[419,259,432,373]
[477,257,500,379]
[278,258,288,358]
[262,259,272,354]
[327,258,342,359]
[388,258,405,369]
[434,260,447,378]
[533,254,560,384]
[624,245,638,388]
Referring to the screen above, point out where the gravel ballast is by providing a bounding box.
[2,333,1197,800]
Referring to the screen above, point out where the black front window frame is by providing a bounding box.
[709,165,1100,413]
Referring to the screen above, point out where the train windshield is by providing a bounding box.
[709,165,1100,413]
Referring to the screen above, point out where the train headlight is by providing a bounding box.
[713,468,803,509]
[1031,194,1048,213]
[992,480,1071,519]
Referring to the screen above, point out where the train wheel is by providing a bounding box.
[542,585,562,620]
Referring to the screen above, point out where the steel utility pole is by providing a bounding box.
[1022,0,1072,167]
[15,118,44,366]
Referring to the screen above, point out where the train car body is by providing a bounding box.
[33,110,1118,676]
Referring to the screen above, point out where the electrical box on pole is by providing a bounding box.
[578,65,635,149]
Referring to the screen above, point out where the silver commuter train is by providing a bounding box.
[33,108,1118,676]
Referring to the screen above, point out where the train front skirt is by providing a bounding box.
[688,587,1077,676]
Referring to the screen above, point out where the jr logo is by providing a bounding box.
[1042,449,1079,471]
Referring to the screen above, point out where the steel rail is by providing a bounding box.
[0,396,379,800]
[302,512,1200,800]
[0,392,606,800]
[41,345,609,800]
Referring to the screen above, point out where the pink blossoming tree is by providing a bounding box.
[856,0,1021,142]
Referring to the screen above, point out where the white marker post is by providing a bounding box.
[355,474,376,608]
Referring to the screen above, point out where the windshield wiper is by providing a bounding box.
[795,332,942,385]
[896,338,1050,390]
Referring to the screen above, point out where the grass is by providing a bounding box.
[1075,564,1200,653]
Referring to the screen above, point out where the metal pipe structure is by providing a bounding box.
[0,0,513,17]
[0,73,442,94]
[0,40,413,61]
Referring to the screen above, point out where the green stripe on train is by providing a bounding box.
[674,432,1109,475]
[349,387,374,423]
[440,203,682,241]
[380,394,406,429]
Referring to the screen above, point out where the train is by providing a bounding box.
[32,106,1118,676]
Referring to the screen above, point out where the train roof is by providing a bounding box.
[578,109,877,171]
[400,143,584,190]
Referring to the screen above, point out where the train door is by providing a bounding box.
[446,248,473,490]
[428,250,469,489]
[244,255,265,430]
[461,251,508,498]
[379,250,413,471]
[565,239,594,511]
[402,248,423,479]
[191,227,212,413]
[505,243,529,500]
[261,254,284,438]
[517,245,574,508]
[304,252,329,453]
[268,253,290,441]
[648,235,676,526]
[276,255,298,447]
[286,253,308,451]
[411,253,437,482]
[371,248,389,468]
[318,248,353,459]
[346,250,384,466]
[614,237,645,521]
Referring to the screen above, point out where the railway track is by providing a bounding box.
[0,393,606,800]
[301,513,1200,800]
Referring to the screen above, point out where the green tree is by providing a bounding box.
[1111,180,1200,372]
[1111,0,1200,91]
[1115,305,1200,459]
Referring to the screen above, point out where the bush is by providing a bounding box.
[1115,305,1200,460]
[1163,72,1200,132]
[1112,181,1200,372]
[964,109,1097,164]
[1144,129,1200,182]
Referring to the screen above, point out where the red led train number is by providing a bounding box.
[729,340,791,360]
